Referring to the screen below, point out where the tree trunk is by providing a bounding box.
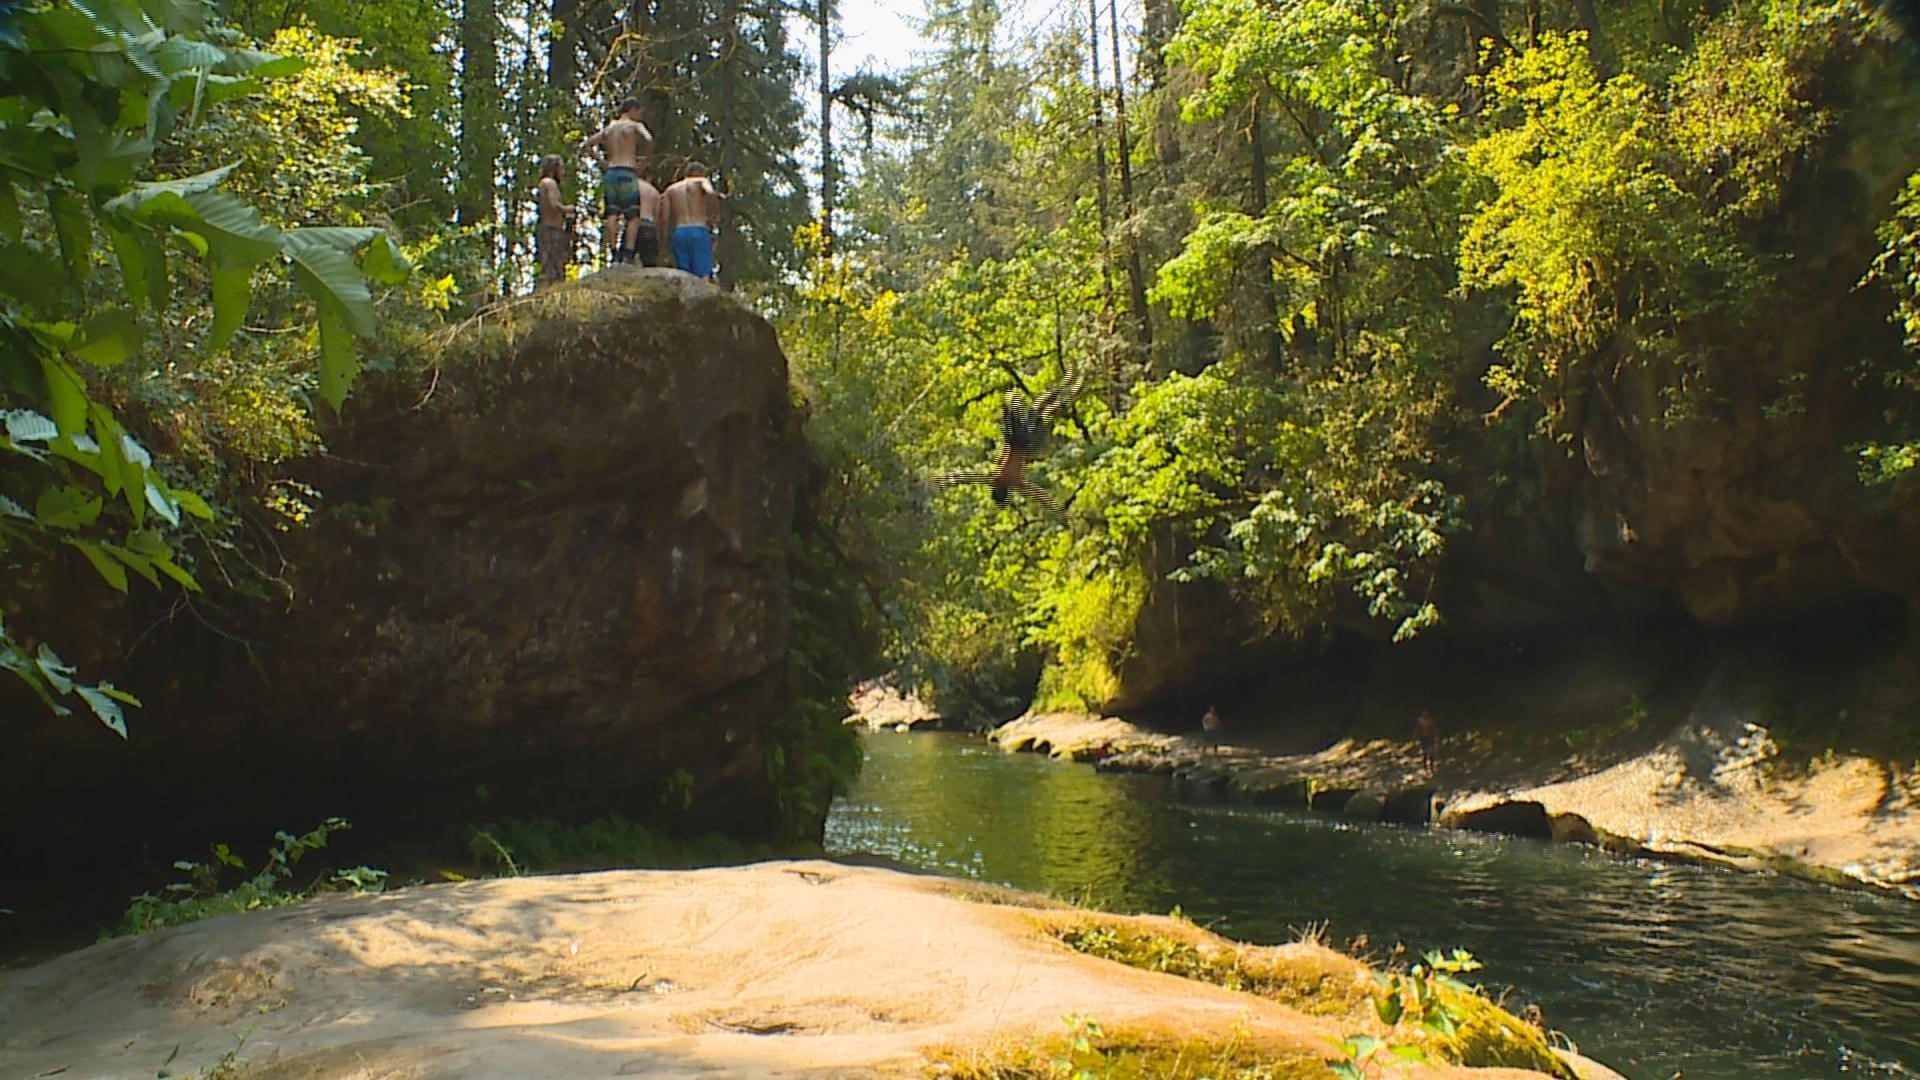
[819,0,834,249]
[550,0,578,93]
[1568,0,1611,73]
[717,0,742,288]
[457,0,500,238]
[1107,0,1149,349]
[1087,0,1113,317]
[1248,100,1283,369]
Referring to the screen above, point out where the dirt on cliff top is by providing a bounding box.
[0,862,1603,1079]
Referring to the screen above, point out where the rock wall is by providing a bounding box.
[1,271,831,909]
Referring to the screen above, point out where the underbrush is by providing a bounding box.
[111,819,387,938]
[452,814,787,878]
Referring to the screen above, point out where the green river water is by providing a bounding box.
[824,730,1920,1079]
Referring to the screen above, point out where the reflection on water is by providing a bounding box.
[826,731,1920,1079]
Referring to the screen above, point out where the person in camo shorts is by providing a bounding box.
[576,98,654,265]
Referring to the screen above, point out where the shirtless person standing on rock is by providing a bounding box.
[661,161,722,281]
[577,99,655,266]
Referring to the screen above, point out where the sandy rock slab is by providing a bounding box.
[0,862,1589,1079]
[845,680,943,733]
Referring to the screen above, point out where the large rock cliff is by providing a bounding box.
[1,271,844,909]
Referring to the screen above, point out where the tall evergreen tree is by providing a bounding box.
[458,0,502,235]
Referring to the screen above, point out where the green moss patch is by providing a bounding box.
[925,1023,1326,1080]
[1429,981,1576,1076]
[1048,917,1371,1019]
[1043,914,1575,1079]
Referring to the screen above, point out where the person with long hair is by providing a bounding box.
[533,154,575,286]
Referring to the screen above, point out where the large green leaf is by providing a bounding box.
[0,241,68,309]
[215,47,304,79]
[67,0,164,80]
[105,163,235,212]
[314,303,359,411]
[75,684,130,737]
[83,129,154,189]
[182,188,282,269]
[28,6,112,53]
[40,356,89,435]
[134,0,208,33]
[95,410,130,502]
[107,221,168,311]
[208,264,249,352]
[166,71,263,115]
[287,226,380,252]
[1,644,67,715]
[103,541,160,585]
[143,478,180,526]
[48,187,92,282]
[35,485,103,529]
[153,34,223,73]
[171,488,214,520]
[361,233,412,285]
[71,310,143,367]
[126,529,199,591]
[33,643,78,694]
[70,539,130,592]
[3,410,58,443]
[286,231,375,336]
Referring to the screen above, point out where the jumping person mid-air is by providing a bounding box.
[935,361,1084,518]
[576,98,654,265]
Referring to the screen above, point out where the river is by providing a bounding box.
[824,730,1920,1079]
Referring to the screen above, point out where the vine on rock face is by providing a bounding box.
[1860,170,1920,484]
[0,0,398,732]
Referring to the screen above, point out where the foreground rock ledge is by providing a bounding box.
[0,862,1616,1079]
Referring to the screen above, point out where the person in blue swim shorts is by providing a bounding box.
[661,161,722,281]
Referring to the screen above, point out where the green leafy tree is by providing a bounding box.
[1,0,395,731]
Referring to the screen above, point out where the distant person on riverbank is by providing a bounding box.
[577,98,654,266]
[661,162,721,281]
[1201,705,1223,757]
[1415,709,1439,776]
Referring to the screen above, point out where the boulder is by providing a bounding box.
[1,270,838,915]
[1441,799,1556,841]
[1340,791,1386,820]
[1381,788,1438,825]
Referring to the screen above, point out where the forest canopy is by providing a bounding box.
[3,0,1917,732]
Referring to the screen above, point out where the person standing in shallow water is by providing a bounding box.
[1415,709,1439,776]
[532,155,575,287]
[1201,705,1223,757]
[661,161,721,281]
